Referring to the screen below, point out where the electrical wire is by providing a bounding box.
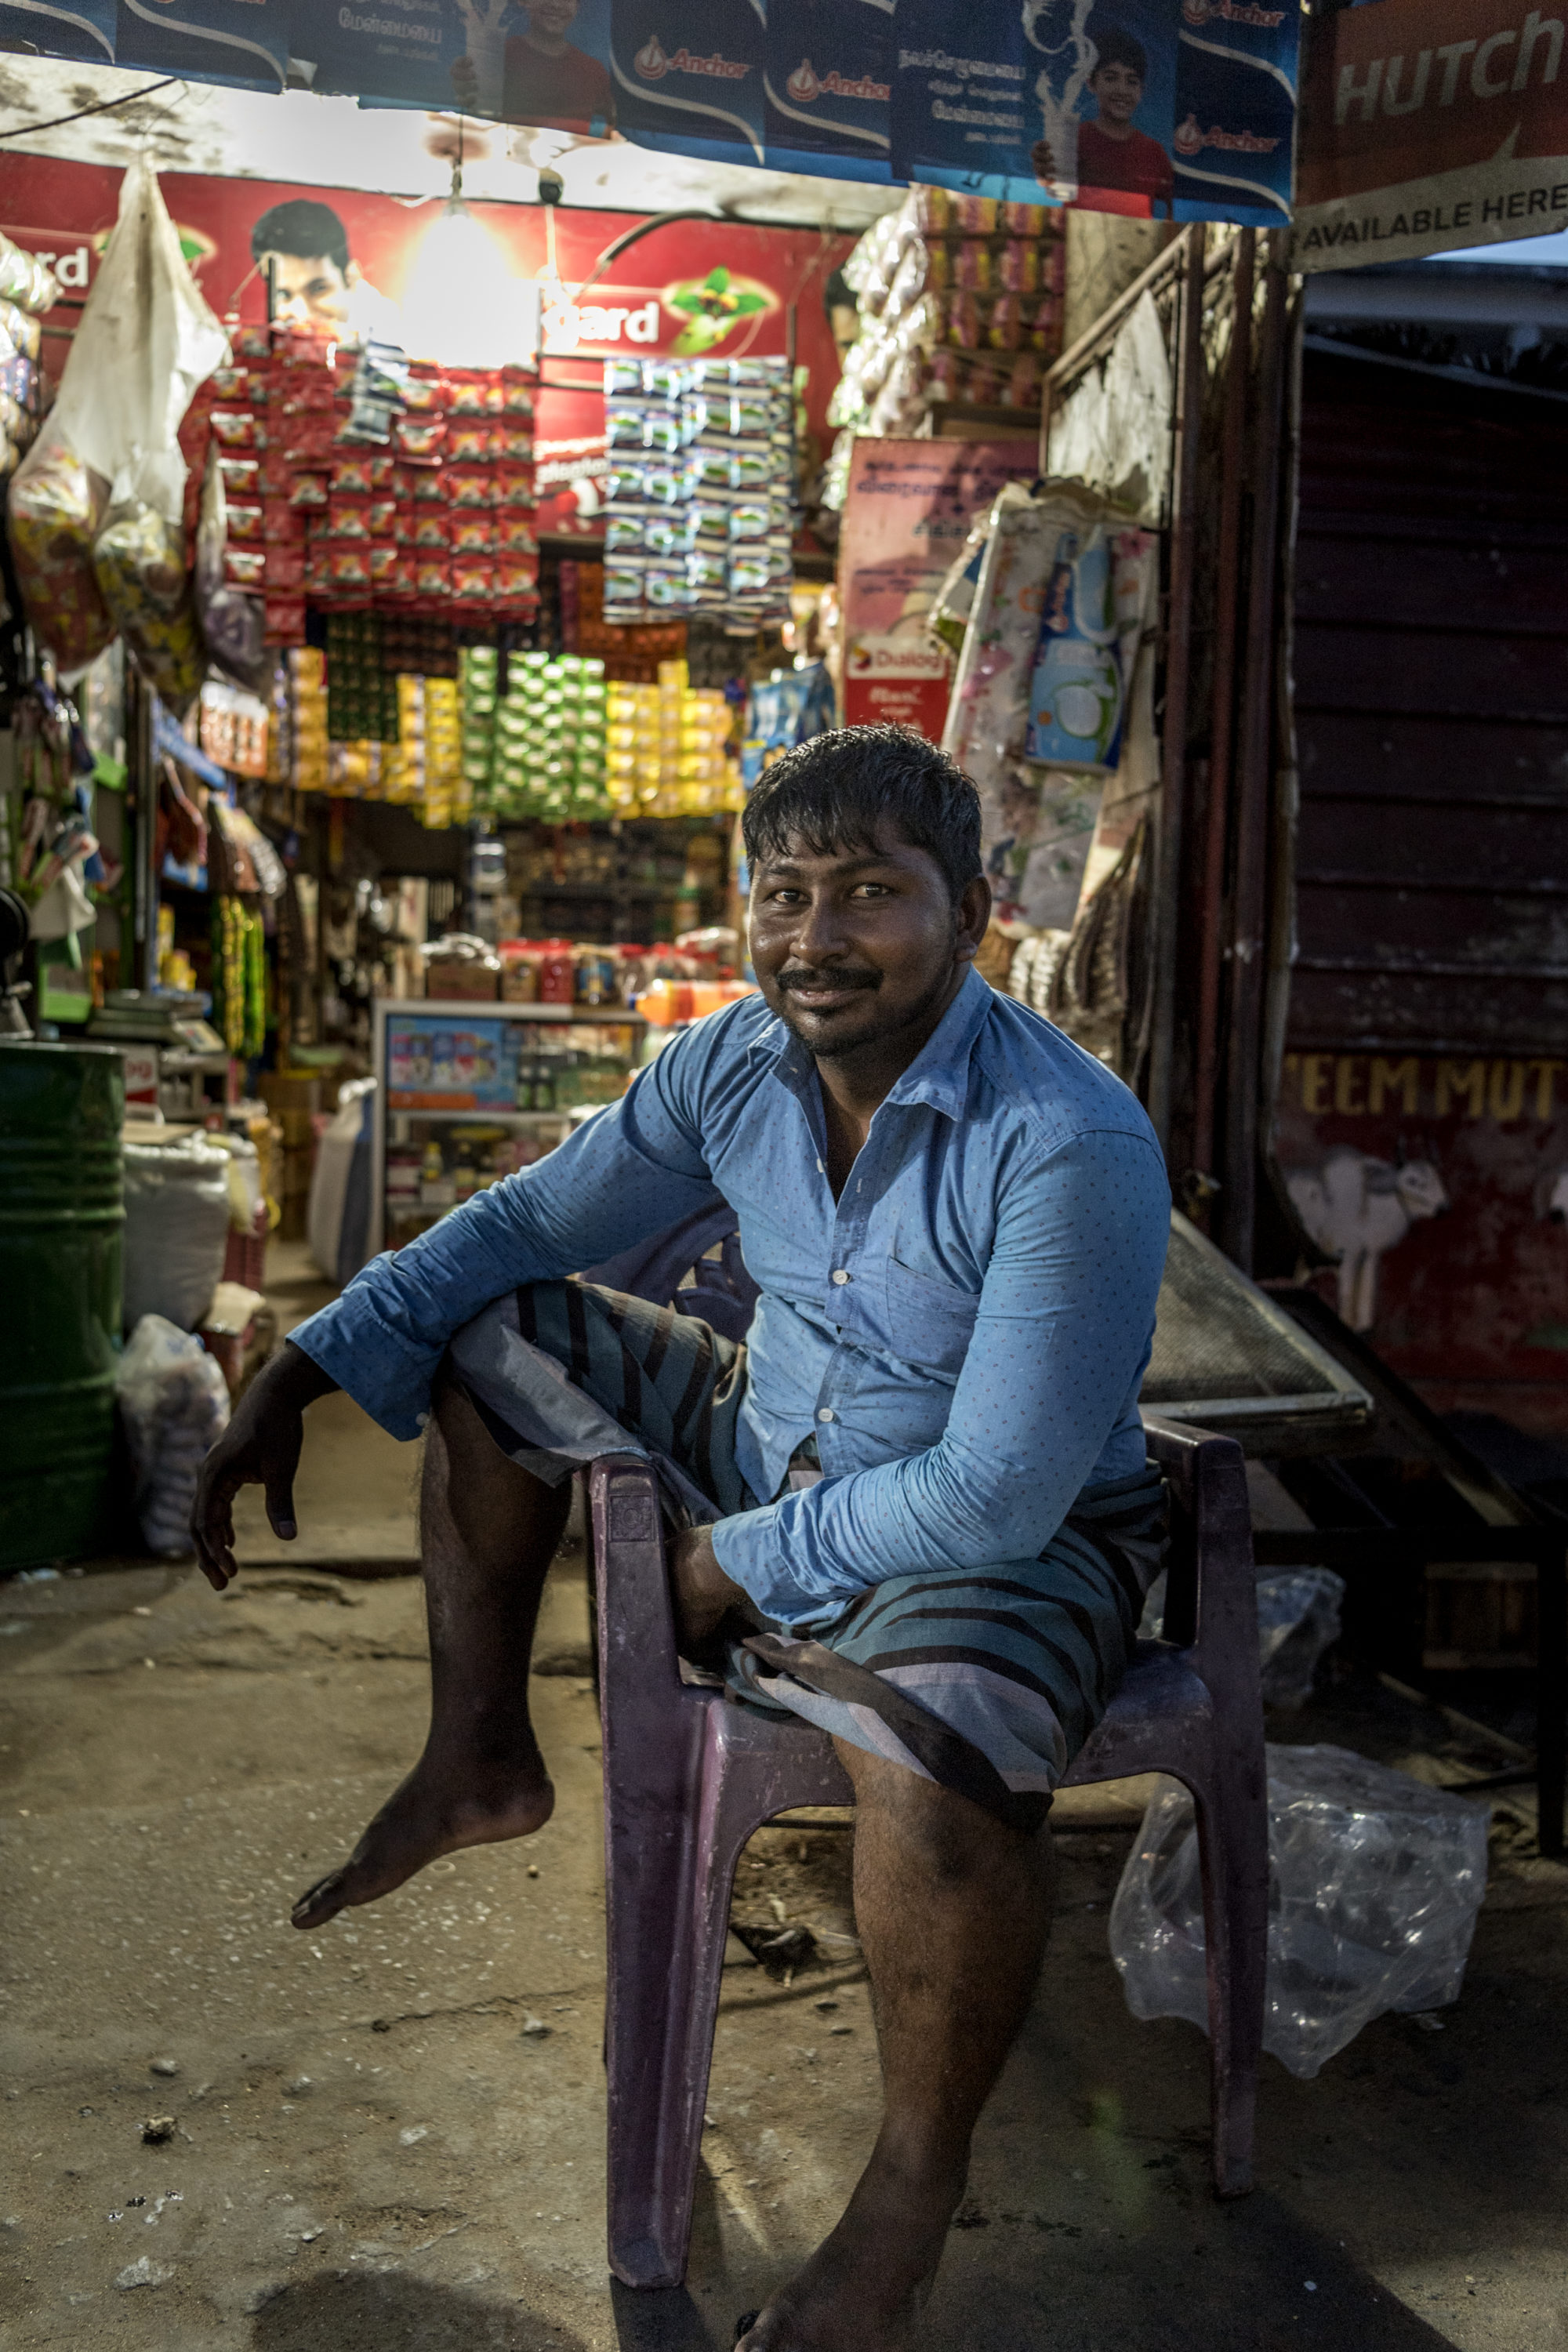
[0,74,180,142]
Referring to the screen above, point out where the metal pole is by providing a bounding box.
[1145,222,1207,1149]
[1189,229,1254,1212]
[1538,1538,1566,1859]
[1218,234,1290,1270]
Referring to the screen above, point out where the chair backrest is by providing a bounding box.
[581,1202,760,1345]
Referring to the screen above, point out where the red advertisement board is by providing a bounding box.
[837,437,1039,741]
[0,154,852,534]
[1294,0,1568,267]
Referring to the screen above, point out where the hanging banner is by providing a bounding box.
[114,0,289,89]
[295,0,617,129]
[764,0,895,183]
[0,0,114,60]
[609,0,766,165]
[891,0,1301,227]
[838,436,1037,736]
[1294,0,1568,270]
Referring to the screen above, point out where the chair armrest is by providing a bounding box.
[590,1453,681,1697]
[1143,1415,1259,1683]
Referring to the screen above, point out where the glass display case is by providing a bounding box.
[370,999,646,1254]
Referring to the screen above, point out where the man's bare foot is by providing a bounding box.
[291,1741,554,1931]
[738,2143,964,2352]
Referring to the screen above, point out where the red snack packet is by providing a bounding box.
[370,454,401,488]
[415,557,450,596]
[445,466,495,509]
[445,419,492,463]
[330,544,372,587]
[412,510,449,548]
[450,512,494,554]
[223,546,267,587]
[500,368,535,416]
[495,508,537,554]
[211,364,248,399]
[288,472,329,508]
[234,324,272,360]
[395,416,446,460]
[227,503,264,543]
[282,415,337,465]
[445,369,501,416]
[494,463,535,507]
[452,556,495,599]
[332,453,375,492]
[328,494,372,540]
[410,467,445,503]
[368,540,399,583]
[402,371,445,412]
[219,455,260,495]
[264,543,306,590]
[263,497,305,541]
[495,555,539,597]
[493,425,532,462]
[258,456,292,497]
[276,372,335,416]
[209,408,256,448]
[264,591,306,642]
[365,495,397,535]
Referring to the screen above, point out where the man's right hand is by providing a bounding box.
[191,1341,339,1592]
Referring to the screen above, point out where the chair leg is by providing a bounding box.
[1188,1751,1269,2198]
[604,1701,760,2289]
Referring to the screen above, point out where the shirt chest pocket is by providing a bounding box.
[882,1258,980,1377]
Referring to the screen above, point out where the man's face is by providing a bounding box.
[1090,60,1143,124]
[263,250,355,332]
[527,0,579,35]
[748,823,988,1060]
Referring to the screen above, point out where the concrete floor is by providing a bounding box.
[2,1250,1566,2350]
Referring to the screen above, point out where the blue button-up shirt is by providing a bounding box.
[291,969,1171,1626]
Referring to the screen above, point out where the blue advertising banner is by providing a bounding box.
[609,0,765,167]
[301,2,616,132]
[0,0,114,59]
[891,0,1300,226]
[764,0,895,183]
[114,0,289,88]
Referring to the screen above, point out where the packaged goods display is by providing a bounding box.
[601,354,794,630]
[462,647,610,823]
[823,188,1065,506]
[606,659,740,816]
[180,335,538,650]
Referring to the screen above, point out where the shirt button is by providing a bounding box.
[817,1407,834,1424]
[830,1269,849,1286]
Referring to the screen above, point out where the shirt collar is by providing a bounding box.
[756,964,992,1120]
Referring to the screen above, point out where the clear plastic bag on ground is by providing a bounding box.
[122,1132,232,1332]
[115,1314,230,1556]
[1109,1744,1490,2078]
[1257,1570,1345,1708]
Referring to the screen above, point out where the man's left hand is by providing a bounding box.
[670,1524,750,1650]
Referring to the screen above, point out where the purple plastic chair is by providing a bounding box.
[583,1207,1268,2292]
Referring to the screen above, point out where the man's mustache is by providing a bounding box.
[776,967,880,994]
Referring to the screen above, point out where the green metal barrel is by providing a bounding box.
[0,1041,125,1570]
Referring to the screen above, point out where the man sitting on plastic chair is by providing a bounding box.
[194,727,1171,2352]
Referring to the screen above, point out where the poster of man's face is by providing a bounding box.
[249,197,362,333]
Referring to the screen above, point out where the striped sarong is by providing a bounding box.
[448,1279,1167,1831]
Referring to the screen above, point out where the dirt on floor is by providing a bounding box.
[2,1251,1566,2351]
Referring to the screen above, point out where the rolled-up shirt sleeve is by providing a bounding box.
[708,1127,1171,1624]
[289,1031,725,1438]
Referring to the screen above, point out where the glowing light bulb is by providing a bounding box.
[401,192,537,370]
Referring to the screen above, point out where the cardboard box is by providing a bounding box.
[425,960,499,1001]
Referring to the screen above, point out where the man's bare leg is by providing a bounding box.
[292,1369,568,1930]
[740,1743,1053,2352]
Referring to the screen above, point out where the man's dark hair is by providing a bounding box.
[250,198,350,275]
[742,726,982,903]
[1090,24,1148,79]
